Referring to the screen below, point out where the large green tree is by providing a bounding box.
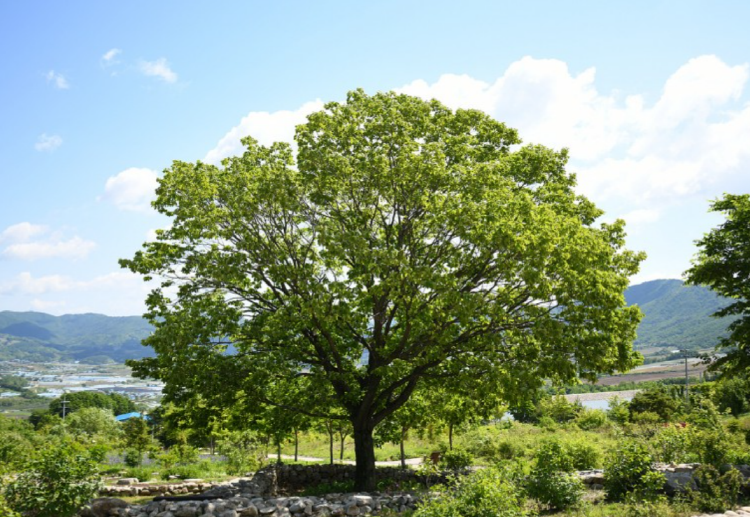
[685,193,750,377]
[122,90,643,490]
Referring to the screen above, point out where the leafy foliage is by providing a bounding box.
[685,194,750,376]
[526,441,584,510]
[628,386,679,422]
[688,465,743,513]
[122,89,644,489]
[3,442,101,517]
[604,441,664,502]
[414,465,530,517]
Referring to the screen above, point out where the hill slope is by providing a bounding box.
[0,279,734,363]
[624,279,733,354]
[0,311,153,363]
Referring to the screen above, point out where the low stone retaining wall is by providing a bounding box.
[100,481,219,498]
[86,463,750,517]
[97,492,421,517]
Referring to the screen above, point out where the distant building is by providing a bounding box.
[114,411,151,422]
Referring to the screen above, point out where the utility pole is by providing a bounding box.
[683,350,690,409]
[61,391,69,419]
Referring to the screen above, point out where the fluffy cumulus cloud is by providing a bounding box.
[35,133,62,152]
[45,70,69,89]
[139,58,177,83]
[0,223,96,261]
[399,55,750,207]
[204,100,325,164]
[203,55,749,212]
[0,271,152,315]
[100,167,158,212]
[0,222,48,243]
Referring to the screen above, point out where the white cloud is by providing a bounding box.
[204,100,325,164]
[0,271,154,316]
[102,48,121,63]
[397,55,750,207]
[0,222,48,243]
[2,237,96,261]
[45,70,69,89]
[35,133,62,152]
[139,58,177,83]
[0,223,96,261]
[0,272,73,294]
[100,167,158,212]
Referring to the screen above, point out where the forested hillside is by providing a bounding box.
[0,279,733,363]
[624,278,733,354]
[0,311,153,363]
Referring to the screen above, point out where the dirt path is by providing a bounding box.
[267,454,423,467]
[563,389,640,403]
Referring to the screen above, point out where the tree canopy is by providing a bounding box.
[122,89,643,490]
[685,193,750,377]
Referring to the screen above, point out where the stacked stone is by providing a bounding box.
[100,481,216,498]
[108,492,420,517]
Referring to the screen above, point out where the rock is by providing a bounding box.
[349,496,372,507]
[174,508,199,517]
[345,504,359,516]
[118,478,140,486]
[87,498,130,517]
[239,506,259,517]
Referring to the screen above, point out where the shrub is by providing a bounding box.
[575,408,608,430]
[651,424,693,463]
[439,448,473,470]
[414,466,530,517]
[607,396,630,424]
[566,440,601,470]
[629,387,679,422]
[691,428,732,467]
[537,395,581,424]
[525,441,584,510]
[123,448,143,468]
[217,430,264,476]
[3,443,102,517]
[0,494,20,517]
[603,441,664,502]
[689,465,743,513]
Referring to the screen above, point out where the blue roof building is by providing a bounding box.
[115,412,151,422]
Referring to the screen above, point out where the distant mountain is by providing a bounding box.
[624,279,733,354]
[0,279,733,364]
[0,311,154,363]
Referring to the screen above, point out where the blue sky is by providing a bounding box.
[1,1,749,315]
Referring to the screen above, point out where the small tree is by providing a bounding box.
[685,194,750,377]
[3,443,101,517]
[121,416,154,466]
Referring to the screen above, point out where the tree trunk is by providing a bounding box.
[294,429,299,462]
[276,440,282,464]
[339,432,345,461]
[400,426,406,469]
[328,425,334,465]
[353,423,376,491]
[449,423,453,450]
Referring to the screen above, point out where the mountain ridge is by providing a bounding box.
[0,279,734,363]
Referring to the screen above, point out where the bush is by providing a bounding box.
[566,440,601,470]
[537,395,581,424]
[3,443,102,517]
[525,441,584,510]
[629,387,679,422]
[651,424,692,463]
[122,465,157,482]
[439,448,473,470]
[607,396,630,424]
[689,465,743,513]
[575,408,608,430]
[123,448,143,468]
[414,465,530,517]
[603,441,664,502]
[217,430,264,475]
